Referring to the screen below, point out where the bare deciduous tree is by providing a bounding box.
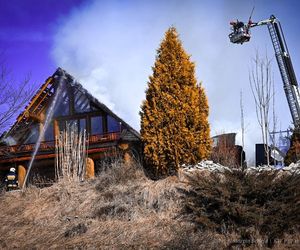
[249,53,274,166]
[0,58,34,135]
[240,90,245,169]
[269,77,278,150]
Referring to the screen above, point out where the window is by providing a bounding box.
[66,119,78,129]
[57,117,87,135]
[107,115,120,133]
[54,90,70,117]
[44,123,54,141]
[24,124,39,144]
[58,120,66,132]
[74,90,90,113]
[91,116,103,135]
[79,119,86,132]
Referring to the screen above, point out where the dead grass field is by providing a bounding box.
[0,162,299,249]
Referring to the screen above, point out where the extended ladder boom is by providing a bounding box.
[253,15,300,127]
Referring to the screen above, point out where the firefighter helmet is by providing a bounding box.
[10,167,16,173]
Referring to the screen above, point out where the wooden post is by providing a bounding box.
[118,143,129,150]
[85,157,95,179]
[39,111,46,141]
[18,165,26,188]
[124,152,132,164]
[39,123,44,141]
[54,120,59,139]
[103,115,108,133]
[118,143,131,164]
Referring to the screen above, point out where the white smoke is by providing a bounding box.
[51,0,295,163]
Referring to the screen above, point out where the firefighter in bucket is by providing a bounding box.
[5,167,18,191]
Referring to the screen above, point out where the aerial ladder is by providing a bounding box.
[229,15,300,128]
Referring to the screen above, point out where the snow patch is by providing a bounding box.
[182,160,300,174]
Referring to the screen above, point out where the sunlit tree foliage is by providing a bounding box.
[140,27,211,176]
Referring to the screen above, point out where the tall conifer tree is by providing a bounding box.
[140,27,211,176]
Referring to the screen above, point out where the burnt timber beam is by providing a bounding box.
[68,85,75,115]
[16,77,53,123]
[54,111,105,121]
[24,111,45,123]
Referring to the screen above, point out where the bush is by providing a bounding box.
[180,169,300,248]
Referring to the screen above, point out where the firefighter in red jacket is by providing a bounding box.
[5,167,18,191]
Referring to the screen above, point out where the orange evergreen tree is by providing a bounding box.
[140,27,211,176]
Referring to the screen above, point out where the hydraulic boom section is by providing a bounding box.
[229,15,300,127]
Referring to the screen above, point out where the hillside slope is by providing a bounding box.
[0,163,217,249]
[0,162,299,249]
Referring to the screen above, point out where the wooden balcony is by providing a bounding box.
[0,132,121,163]
[89,132,120,144]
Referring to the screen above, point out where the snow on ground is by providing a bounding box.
[182,160,300,174]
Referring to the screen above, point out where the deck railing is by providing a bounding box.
[0,132,120,156]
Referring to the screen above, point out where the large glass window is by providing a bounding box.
[44,123,54,141]
[66,119,78,128]
[24,124,39,144]
[91,116,103,135]
[79,119,86,133]
[54,90,69,117]
[74,89,90,113]
[107,115,120,133]
[57,118,87,134]
[58,120,66,132]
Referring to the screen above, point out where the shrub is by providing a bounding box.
[180,169,300,248]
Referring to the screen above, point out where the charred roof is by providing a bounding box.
[2,68,140,143]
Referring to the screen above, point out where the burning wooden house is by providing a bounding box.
[0,68,141,186]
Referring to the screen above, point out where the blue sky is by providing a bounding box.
[1,0,300,162]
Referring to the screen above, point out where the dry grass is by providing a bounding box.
[0,161,214,249]
[0,162,299,249]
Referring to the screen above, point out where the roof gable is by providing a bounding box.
[3,68,140,143]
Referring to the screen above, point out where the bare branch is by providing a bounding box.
[0,58,35,135]
[249,52,274,166]
[240,90,246,169]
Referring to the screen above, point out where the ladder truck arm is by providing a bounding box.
[254,16,300,127]
[232,15,300,127]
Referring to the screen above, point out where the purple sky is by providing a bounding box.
[1,0,300,162]
[0,0,84,85]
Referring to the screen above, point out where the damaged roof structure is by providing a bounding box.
[0,68,141,185]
